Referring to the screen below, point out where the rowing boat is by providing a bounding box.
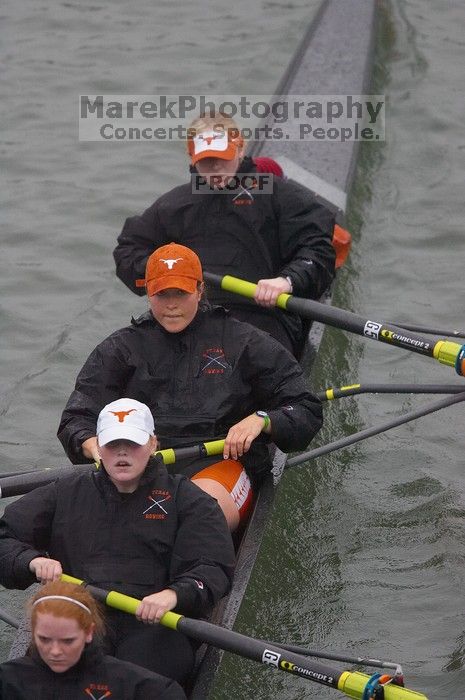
[188,0,378,696]
[6,0,378,694]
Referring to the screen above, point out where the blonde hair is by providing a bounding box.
[29,580,105,638]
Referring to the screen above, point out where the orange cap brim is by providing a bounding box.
[146,274,200,296]
[191,143,238,165]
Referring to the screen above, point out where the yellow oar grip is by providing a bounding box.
[276,292,292,309]
[221,275,257,299]
[338,671,429,699]
[433,340,462,368]
[156,448,176,465]
[61,574,182,630]
[154,440,225,465]
[219,275,291,310]
[61,573,83,585]
[204,439,226,456]
[106,590,141,615]
[159,610,183,630]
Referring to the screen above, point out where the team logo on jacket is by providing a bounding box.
[232,179,257,206]
[200,347,228,375]
[84,684,112,699]
[143,489,172,520]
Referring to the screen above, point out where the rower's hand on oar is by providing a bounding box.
[224,414,270,460]
[254,276,292,307]
[82,436,100,463]
[136,589,178,624]
[29,557,62,584]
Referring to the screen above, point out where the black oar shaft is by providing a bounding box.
[0,441,225,499]
[0,607,20,629]
[261,639,400,672]
[0,465,83,499]
[284,298,443,360]
[287,392,465,467]
[317,383,465,401]
[61,575,428,699]
[177,616,341,688]
[389,322,465,339]
[204,272,464,372]
[73,579,342,690]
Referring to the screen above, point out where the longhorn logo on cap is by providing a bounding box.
[198,132,224,146]
[109,409,137,423]
[160,257,183,270]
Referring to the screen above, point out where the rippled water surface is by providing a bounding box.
[2,1,465,698]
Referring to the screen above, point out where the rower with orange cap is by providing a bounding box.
[113,114,336,358]
[58,243,323,531]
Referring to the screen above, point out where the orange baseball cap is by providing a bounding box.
[137,243,203,296]
[188,128,244,164]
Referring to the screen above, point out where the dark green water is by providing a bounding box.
[2,2,465,698]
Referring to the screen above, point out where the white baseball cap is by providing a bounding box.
[97,398,155,446]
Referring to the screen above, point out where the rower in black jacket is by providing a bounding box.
[0,580,186,699]
[0,399,234,685]
[113,114,335,357]
[58,243,323,531]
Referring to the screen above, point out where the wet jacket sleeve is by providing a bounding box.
[0,484,57,589]
[167,479,235,617]
[245,329,323,453]
[276,179,336,299]
[114,201,166,295]
[57,333,133,463]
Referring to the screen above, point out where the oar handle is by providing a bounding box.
[204,272,291,310]
[60,574,428,699]
[61,573,182,627]
[154,439,225,465]
[0,441,225,500]
[204,271,465,374]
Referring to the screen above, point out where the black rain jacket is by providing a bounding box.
[0,459,234,618]
[0,644,187,699]
[57,306,323,483]
[113,157,335,349]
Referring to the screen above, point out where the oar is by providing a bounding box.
[0,440,225,500]
[155,439,224,465]
[388,321,465,339]
[203,272,465,376]
[260,639,402,676]
[0,465,80,500]
[4,394,464,495]
[286,392,465,468]
[61,574,428,699]
[317,383,465,401]
[0,606,19,629]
